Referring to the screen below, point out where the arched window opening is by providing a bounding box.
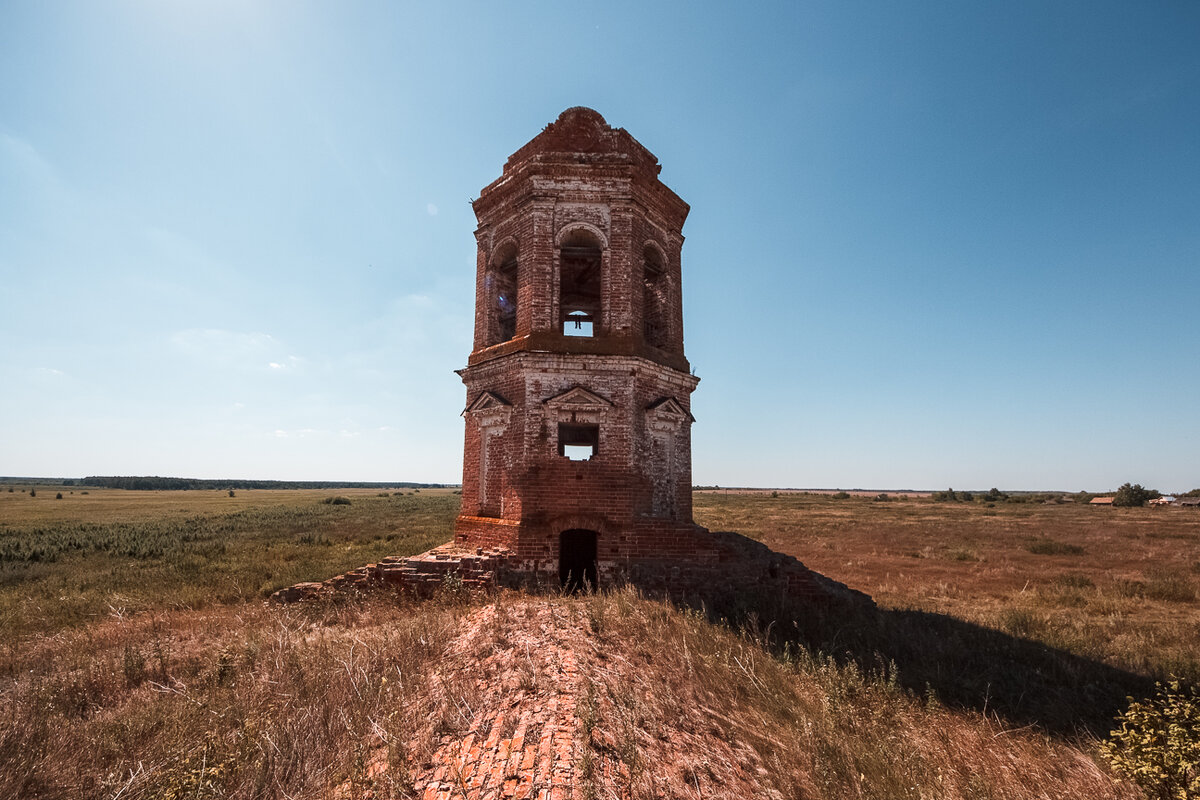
[643,245,667,349]
[489,244,518,344]
[559,231,602,338]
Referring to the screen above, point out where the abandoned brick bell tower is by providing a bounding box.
[454,107,700,589]
[268,109,870,605]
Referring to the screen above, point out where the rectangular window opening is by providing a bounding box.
[559,423,599,460]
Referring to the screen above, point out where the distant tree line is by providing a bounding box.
[889,486,1180,507]
[79,476,448,491]
[932,484,1194,507]
[932,487,1014,503]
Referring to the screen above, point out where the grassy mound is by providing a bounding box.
[0,590,1138,799]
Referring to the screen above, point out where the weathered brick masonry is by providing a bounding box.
[273,107,869,608]
[455,107,704,587]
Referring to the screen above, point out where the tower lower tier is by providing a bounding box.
[455,350,701,585]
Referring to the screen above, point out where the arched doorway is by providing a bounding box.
[559,529,598,592]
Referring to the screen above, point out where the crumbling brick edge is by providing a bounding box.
[269,529,873,609]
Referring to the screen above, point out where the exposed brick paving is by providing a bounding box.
[410,604,628,800]
[392,600,782,800]
[325,597,799,799]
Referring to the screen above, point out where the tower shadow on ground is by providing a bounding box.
[655,536,1154,739]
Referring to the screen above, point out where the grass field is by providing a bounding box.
[694,491,1200,685]
[0,487,457,639]
[1,487,1196,798]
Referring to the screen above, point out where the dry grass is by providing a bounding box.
[0,594,470,799]
[2,589,1140,799]
[569,589,1138,799]
[695,492,1200,686]
[1,488,1194,797]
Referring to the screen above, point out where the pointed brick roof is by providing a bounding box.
[501,107,661,177]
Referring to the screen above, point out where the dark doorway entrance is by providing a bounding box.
[559,529,598,592]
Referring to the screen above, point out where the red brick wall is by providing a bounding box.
[456,108,707,586]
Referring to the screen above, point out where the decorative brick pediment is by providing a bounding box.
[464,391,512,429]
[544,386,612,409]
[646,396,693,433]
[465,391,511,413]
[544,386,611,425]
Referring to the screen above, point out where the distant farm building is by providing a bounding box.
[1090,496,1114,506]
[1178,497,1200,508]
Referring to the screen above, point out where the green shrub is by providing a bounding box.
[321,496,352,506]
[1101,679,1200,799]
[932,488,976,502]
[1113,483,1161,508]
[833,491,850,499]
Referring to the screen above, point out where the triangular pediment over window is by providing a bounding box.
[463,391,512,415]
[543,386,613,410]
[646,396,695,423]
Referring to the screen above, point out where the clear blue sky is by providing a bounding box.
[2,1,1198,491]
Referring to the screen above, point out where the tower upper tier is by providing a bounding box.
[468,107,692,373]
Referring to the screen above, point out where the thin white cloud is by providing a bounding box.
[171,329,289,371]
[426,202,439,216]
[272,428,320,439]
